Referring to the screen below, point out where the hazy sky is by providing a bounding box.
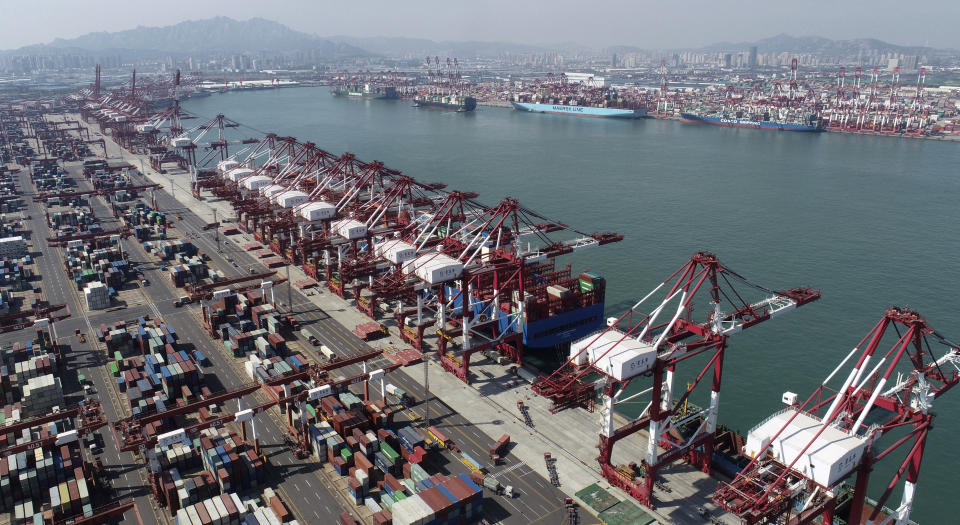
[0,0,955,50]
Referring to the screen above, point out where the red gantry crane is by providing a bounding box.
[531,252,819,507]
[713,307,960,525]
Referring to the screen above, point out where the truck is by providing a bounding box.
[319,344,336,360]
[481,475,502,495]
[385,383,411,406]
[299,328,319,346]
[490,433,510,463]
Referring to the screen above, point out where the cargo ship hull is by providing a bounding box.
[413,97,477,112]
[681,113,823,132]
[512,102,646,119]
[330,86,397,99]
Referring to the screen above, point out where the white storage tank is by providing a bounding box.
[333,219,367,240]
[217,160,240,173]
[376,239,417,265]
[226,167,254,182]
[242,175,272,191]
[276,190,309,208]
[170,137,192,148]
[403,253,463,284]
[297,201,336,221]
[569,329,657,380]
[744,408,868,488]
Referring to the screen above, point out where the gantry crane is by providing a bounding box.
[0,304,70,332]
[0,400,107,458]
[531,252,819,508]
[112,349,385,452]
[47,228,132,247]
[713,307,960,525]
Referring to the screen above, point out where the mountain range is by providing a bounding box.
[2,17,948,60]
[702,33,938,57]
[4,17,368,58]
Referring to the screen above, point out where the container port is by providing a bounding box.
[321,58,959,139]
[0,59,956,525]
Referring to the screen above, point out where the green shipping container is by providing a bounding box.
[108,362,119,376]
[114,351,122,363]
[380,443,399,463]
[579,279,594,292]
[340,448,353,463]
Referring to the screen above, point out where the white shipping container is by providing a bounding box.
[415,492,436,521]
[186,505,201,525]
[230,493,244,516]
[212,495,229,522]
[204,499,219,524]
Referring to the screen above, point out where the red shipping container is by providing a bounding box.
[218,467,230,488]
[270,496,291,522]
[195,500,210,524]
[220,493,238,517]
[339,513,358,525]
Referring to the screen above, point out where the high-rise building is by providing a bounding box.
[611,53,618,68]
[901,55,919,71]
[723,54,732,68]
[748,46,758,68]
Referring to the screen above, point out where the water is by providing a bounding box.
[185,87,960,522]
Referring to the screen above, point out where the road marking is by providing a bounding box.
[492,460,527,479]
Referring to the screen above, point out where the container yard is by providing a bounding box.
[0,60,956,525]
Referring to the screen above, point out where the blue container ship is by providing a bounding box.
[512,102,646,119]
[444,269,606,350]
[681,111,823,132]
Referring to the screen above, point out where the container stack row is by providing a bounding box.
[0,443,93,520]
[173,489,299,525]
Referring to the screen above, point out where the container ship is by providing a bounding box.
[512,102,645,119]
[445,267,607,351]
[681,107,823,132]
[413,93,477,112]
[330,83,397,99]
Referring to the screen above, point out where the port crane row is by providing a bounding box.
[163,125,625,390]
